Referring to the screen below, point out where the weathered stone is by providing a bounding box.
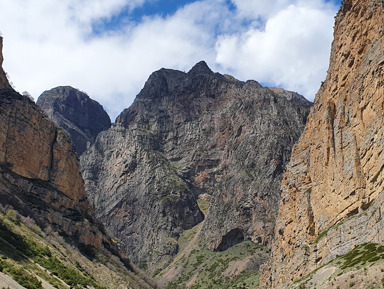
[81,61,312,273]
[0,41,112,250]
[262,0,384,287]
[0,37,11,90]
[0,89,86,203]
[37,86,111,156]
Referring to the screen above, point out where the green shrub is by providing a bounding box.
[34,255,101,288]
[0,259,42,289]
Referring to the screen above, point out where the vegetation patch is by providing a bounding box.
[197,199,210,215]
[164,241,267,289]
[338,243,384,270]
[177,224,201,252]
[34,254,103,288]
[293,243,384,289]
[0,213,106,289]
[314,229,329,244]
[0,258,42,289]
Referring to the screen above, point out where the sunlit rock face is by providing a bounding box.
[261,0,384,287]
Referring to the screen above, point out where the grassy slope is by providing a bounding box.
[0,210,151,289]
[157,199,269,289]
[292,243,384,289]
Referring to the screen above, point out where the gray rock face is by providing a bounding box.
[37,86,111,156]
[81,61,312,272]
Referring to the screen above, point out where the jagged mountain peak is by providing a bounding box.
[118,62,302,128]
[81,57,312,281]
[187,60,213,76]
[38,86,104,110]
[37,86,111,156]
[137,61,242,102]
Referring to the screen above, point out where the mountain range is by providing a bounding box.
[1,0,384,288]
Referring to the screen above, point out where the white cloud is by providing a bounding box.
[0,0,339,120]
[68,0,146,24]
[231,0,291,19]
[216,1,337,98]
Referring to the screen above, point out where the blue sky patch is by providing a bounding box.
[92,0,199,35]
[92,0,343,36]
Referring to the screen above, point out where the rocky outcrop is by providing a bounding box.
[262,0,384,287]
[0,40,112,250]
[0,89,86,203]
[37,86,111,156]
[0,37,11,90]
[0,88,105,247]
[81,61,312,273]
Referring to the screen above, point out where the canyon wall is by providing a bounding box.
[262,0,384,287]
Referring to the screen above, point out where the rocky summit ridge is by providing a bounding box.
[80,59,312,279]
[262,0,384,288]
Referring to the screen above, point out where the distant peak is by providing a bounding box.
[188,61,213,76]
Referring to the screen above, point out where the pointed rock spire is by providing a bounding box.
[188,61,213,76]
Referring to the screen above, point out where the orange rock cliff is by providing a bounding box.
[0,36,103,247]
[262,0,384,287]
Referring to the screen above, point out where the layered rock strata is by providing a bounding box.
[262,0,384,287]
[0,88,106,248]
[81,61,312,272]
[37,86,111,156]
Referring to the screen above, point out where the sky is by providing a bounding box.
[0,0,342,121]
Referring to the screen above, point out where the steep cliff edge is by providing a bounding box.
[0,90,86,204]
[0,38,155,288]
[81,61,312,277]
[262,0,384,287]
[37,86,111,156]
[0,37,11,90]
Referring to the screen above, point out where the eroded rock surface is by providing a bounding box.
[262,0,384,287]
[81,61,312,272]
